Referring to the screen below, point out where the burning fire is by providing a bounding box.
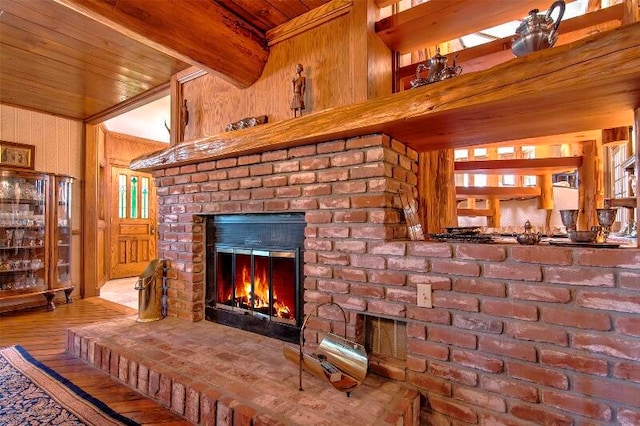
[226,265,292,319]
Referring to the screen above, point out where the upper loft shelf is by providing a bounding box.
[397,4,625,89]
[374,0,559,54]
[130,22,640,172]
[454,157,583,175]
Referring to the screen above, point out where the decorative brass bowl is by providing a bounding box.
[568,230,597,243]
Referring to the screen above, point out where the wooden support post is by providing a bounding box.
[536,145,554,231]
[578,139,604,230]
[623,0,639,25]
[419,150,457,234]
[487,199,501,228]
[635,108,639,248]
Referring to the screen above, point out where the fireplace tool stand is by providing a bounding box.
[286,301,368,397]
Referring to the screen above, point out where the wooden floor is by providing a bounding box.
[0,298,191,426]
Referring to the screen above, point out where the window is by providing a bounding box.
[130,176,138,219]
[118,174,127,219]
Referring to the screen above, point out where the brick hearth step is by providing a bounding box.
[66,316,420,425]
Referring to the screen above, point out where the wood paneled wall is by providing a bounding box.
[181,1,392,140]
[0,103,83,305]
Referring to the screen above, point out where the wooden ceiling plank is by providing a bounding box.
[228,0,291,29]
[130,23,640,171]
[0,15,177,85]
[52,0,269,88]
[375,0,572,54]
[1,0,189,75]
[454,157,584,175]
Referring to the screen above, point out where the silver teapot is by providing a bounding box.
[410,48,462,88]
[512,0,565,57]
[516,220,542,245]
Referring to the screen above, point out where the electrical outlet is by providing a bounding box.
[417,284,432,308]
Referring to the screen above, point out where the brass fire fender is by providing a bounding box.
[283,301,368,397]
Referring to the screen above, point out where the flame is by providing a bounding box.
[227,264,292,319]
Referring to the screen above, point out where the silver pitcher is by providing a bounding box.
[512,0,565,57]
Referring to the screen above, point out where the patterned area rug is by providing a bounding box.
[0,345,138,425]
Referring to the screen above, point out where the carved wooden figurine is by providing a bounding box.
[291,64,306,117]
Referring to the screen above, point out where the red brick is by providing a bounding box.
[350,254,386,269]
[510,245,573,265]
[351,225,392,239]
[406,355,427,373]
[350,282,385,297]
[317,252,349,265]
[478,335,537,362]
[317,225,349,238]
[171,379,186,415]
[387,256,428,272]
[367,300,406,317]
[369,241,407,256]
[482,299,538,321]
[275,186,300,198]
[507,361,569,389]
[541,305,611,330]
[618,409,640,426]
[289,145,317,157]
[335,268,368,283]
[407,243,452,258]
[540,349,608,376]
[510,402,573,425]
[303,264,333,278]
[620,271,640,291]
[615,316,640,337]
[429,395,478,423]
[613,361,640,383]
[508,283,571,303]
[484,263,542,281]
[545,266,615,286]
[349,163,386,178]
[317,169,349,183]
[542,391,612,421]
[216,397,234,426]
[334,180,367,194]
[577,290,640,314]
[318,196,350,209]
[318,140,346,153]
[453,277,505,297]
[407,323,426,339]
[334,210,367,223]
[406,306,451,324]
[429,362,478,386]
[480,376,538,402]
[574,376,640,406]
[273,160,299,173]
[453,315,503,334]
[317,279,349,294]
[431,260,480,276]
[454,386,506,412]
[407,339,449,360]
[300,157,330,170]
[479,413,525,426]
[505,322,568,346]
[346,134,386,149]
[238,154,261,165]
[456,244,506,261]
[304,239,332,251]
[407,371,451,396]
[304,290,332,304]
[386,287,417,303]
[228,167,249,179]
[578,248,640,267]
[433,293,479,312]
[407,275,451,290]
[451,349,504,373]
[261,149,287,162]
[334,240,366,253]
[332,292,367,312]
[429,326,477,349]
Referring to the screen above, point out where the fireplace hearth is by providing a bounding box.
[205,213,305,343]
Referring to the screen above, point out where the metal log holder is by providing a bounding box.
[287,301,368,397]
[134,258,167,322]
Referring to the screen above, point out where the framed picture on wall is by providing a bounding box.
[0,141,35,170]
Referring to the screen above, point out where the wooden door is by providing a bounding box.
[110,167,157,279]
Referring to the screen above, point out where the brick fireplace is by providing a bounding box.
[152,133,640,424]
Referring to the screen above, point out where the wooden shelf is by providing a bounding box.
[397,5,624,87]
[456,186,541,200]
[605,197,637,208]
[131,22,640,172]
[457,208,494,217]
[374,0,554,54]
[454,157,583,175]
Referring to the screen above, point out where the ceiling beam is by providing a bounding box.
[52,0,268,88]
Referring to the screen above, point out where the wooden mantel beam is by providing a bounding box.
[52,0,268,88]
[130,22,640,172]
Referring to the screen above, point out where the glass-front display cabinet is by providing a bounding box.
[0,170,74,310]
[53,175,74,287]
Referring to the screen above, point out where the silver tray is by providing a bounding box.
[548,241,620,248]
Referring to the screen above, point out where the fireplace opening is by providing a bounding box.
[205,213,305,343]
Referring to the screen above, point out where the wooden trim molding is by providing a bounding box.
[267,0,353,46]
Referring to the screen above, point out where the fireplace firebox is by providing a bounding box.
[205,214,305,343]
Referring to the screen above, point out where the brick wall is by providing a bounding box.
[152,133,640,424]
